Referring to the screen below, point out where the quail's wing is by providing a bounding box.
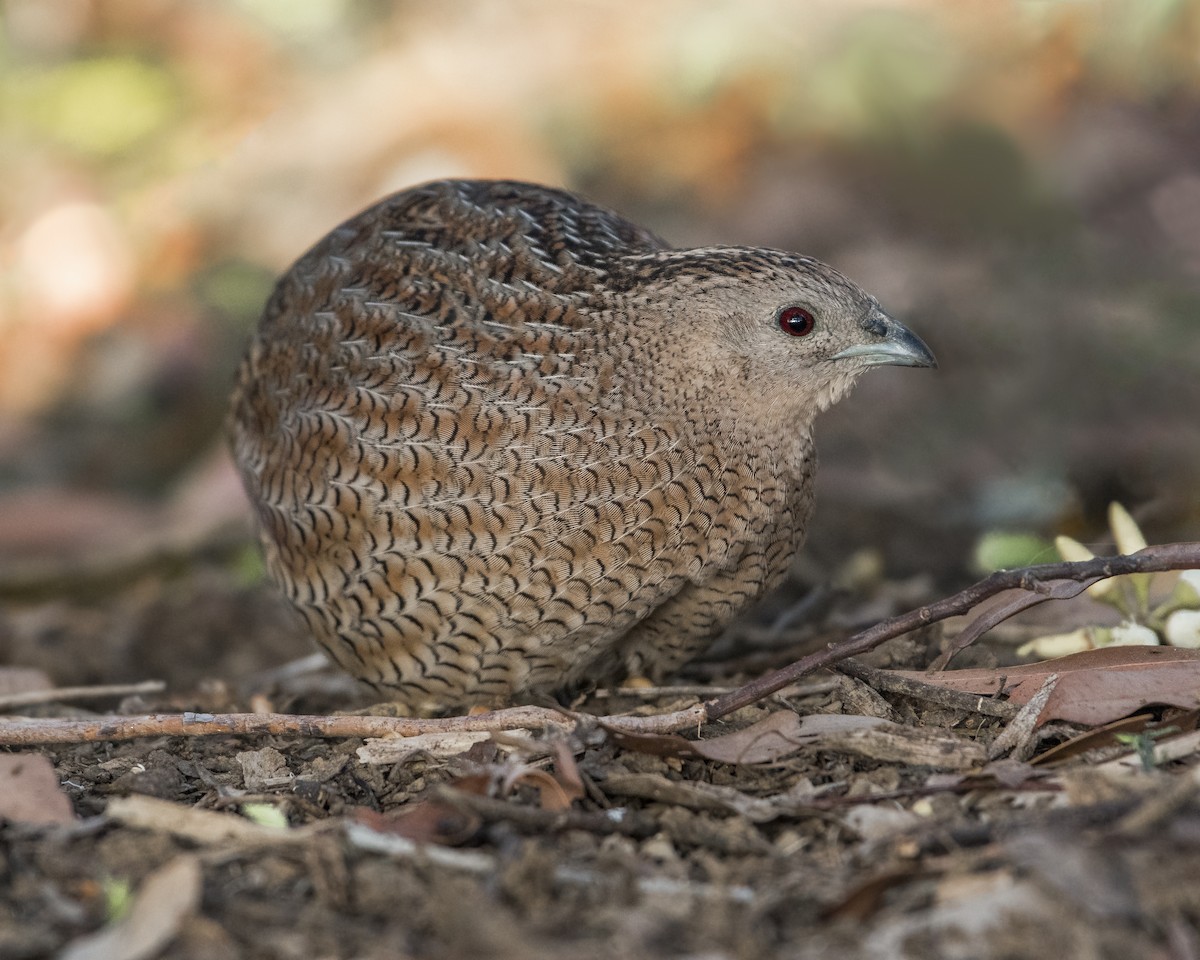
[230,180,727,698]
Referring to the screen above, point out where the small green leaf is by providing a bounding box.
[241,803,288,829]
[1115,726,1180,772]
[102,876,133,922]
[230,544,267,586]
[972,531,1055,574]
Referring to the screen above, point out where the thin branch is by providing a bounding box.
[0,707,575,745]
[834,658,1017,719]
[0,526,248,603]
[925,578,1095,672]
[0,680,166,711]
[0,703,710,745]
[430,784,659,838]
[702,543,1200,722]
[344,820,756,903]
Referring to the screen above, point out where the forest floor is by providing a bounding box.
[3,500,1200,960]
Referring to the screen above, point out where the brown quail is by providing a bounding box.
[229,179,935,712]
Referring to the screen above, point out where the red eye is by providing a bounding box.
[778,306,816,337]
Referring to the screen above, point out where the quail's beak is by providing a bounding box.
[832,310,937,369]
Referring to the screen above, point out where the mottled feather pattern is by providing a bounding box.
[230,179,925,711]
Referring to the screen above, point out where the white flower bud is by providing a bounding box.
[1057,534,1118,601]
[1108,502,1147,555]
[1017,628,1094,659]
[1108,502,1152,615]
[1107,622,1160,646]
[1055,535,1095,563]
[1165,610,1200,648]
[1178,570,1200,605]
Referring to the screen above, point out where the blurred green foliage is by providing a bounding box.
[973,531,1058,574]
[194,262,277,329]
[16,55,179,159]
[802,10,958,137]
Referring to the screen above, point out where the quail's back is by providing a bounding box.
[230,179,935,711]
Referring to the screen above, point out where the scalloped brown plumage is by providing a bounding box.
[229,179,935,712]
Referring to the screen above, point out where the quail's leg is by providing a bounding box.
[615,556,794,683]
[615,583,742,683]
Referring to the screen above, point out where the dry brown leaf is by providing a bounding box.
[59,855,201,960]
[349,802,479,846]
[0,752,75,825]
[691,711,813,764]
[606,710,982,769]
[823,866,923,922]
[892,647,1200,726]
[601,770,819,822]
[1030,714,1157,766]
[508,768,577,811]
[548,739,586,807]
[601,725,698,759]
[356,730,497,765]
[607,711,884,765]
[0,667,53,698]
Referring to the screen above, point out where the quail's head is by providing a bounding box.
[623,246,935,427]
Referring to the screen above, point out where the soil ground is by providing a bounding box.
[3,538,1200,960]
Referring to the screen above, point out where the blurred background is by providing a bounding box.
[2,0,1198,688]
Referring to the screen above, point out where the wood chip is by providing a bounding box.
[105,794,297,845]
[0,752,75,825]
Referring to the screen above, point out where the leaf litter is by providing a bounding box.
[7,552,1200,959]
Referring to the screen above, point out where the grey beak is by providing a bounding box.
[831,312,937,369]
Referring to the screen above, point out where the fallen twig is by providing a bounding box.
[834,658,1018,720]
[430,784,659,838]
[0,707,577,745]
[926,579,1090,671]
[0,525,248,603]
[1116,765,1200,834]
[105,794,322,846]
[0,680,166,711]
[986,674,1059,761]
[0,702,713,744]
[345,820,756,903]
[701,543,1200,722]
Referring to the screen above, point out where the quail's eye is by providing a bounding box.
[778,306,816,337]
